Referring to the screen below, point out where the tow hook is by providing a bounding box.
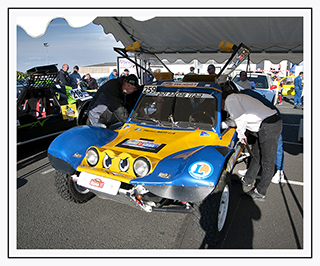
[71,174,79,183]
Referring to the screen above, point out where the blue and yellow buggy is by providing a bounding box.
[48,41,250,245]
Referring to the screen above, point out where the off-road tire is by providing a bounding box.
[54,170,95,203]
[192,170,231,247]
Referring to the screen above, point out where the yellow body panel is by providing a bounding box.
[77,124,236,183]
[279,76,296,95]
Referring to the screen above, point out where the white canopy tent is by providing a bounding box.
[16,14,303,64]
[93,17,303,64]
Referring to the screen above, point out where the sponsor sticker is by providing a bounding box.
[124,139,160,150]
[77,172,121,196]
[188,161,214,179]
[61,103,77,120]
[200,131,210,137]
[90,178,105,189]
[162,82,199,87]
[116,138,166,153]
[158,172,171,179]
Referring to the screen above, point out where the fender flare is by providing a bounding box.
[48,126,118,174]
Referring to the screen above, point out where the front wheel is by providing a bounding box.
[54,171,95,203]
[192,170,231,247]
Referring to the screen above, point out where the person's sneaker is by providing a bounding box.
[279,170,284,181]
[238,169,248,176]
[271,170,280,184]
[232,176,253,188]
[241,188,266,202]
[271,170,285,184]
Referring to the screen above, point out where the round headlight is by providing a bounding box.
[133,157,151,177]
[119,158,130,172]
[103,153,112,169]
[86,148,99,166]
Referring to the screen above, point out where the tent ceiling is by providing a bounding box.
[16,15,303,65]
[93,17,303,64]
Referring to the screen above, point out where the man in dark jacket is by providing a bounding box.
[57,64,71,86]
[88,74,142,127]
[84,73,98,90]
[222,87,282,201]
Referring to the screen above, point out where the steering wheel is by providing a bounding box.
[189,111,215,124]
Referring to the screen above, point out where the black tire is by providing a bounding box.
[54,171,95,203]
[192,170,231,247]
[77,103,89,126]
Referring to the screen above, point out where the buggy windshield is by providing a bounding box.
[130,92,217,131]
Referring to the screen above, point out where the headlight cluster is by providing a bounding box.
[86,148,99,166]
[85,147,151,177]
[133,157,151,177]
[102,150,113,169]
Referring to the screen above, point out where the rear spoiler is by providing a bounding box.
[25,64,58,89]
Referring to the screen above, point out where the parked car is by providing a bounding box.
[232,73,277,105]
[17,79,25,100]
[17,64,93,145]
[278,76,296,95]
[97,76,109,87]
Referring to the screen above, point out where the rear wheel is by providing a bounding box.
[54,171,95,203]
[192,170,231,247]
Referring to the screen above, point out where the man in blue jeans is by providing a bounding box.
[294,71,304,107]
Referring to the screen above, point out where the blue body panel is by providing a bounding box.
[254,89,275,103]
[48,126,118,171]
[130,145,232,187]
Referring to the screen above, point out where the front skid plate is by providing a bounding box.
[145,185,214,203]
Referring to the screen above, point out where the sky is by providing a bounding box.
[17,18,122,72]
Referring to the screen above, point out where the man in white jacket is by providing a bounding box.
[223,88,282,201]
[236,71,252,89]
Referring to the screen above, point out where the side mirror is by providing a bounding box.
[125,41,141,52]
[270,85,277,90]
[219,41,237,52]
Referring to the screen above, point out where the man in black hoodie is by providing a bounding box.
[88,74,142,128]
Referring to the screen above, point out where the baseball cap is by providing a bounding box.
[207,64,215,71]
[125,74,141,89]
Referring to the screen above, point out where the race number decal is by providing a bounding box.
[143,86,157,94]
[69,89,92,101]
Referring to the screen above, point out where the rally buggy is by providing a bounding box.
[17,64,93,145]
[48,41,250,245]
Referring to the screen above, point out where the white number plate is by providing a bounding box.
[77,172,121,196]
[69,89,92,101]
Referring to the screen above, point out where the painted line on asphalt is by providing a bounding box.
[41,168,55,175]
[280,179,304,186]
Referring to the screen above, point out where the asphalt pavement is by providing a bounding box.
[12,95,308,257]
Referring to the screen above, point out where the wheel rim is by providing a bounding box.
[217,184,230,232]
[73,182,90,194]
